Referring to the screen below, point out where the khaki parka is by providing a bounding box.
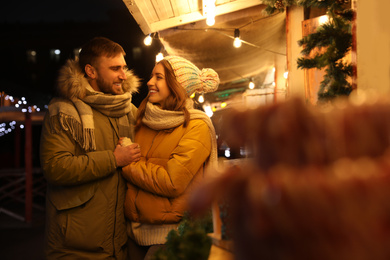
[122,118,212,224]
[40,59,139,259]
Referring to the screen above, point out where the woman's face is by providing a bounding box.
[147,63,171,106]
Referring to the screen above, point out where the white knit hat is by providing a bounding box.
[163,56,220,95]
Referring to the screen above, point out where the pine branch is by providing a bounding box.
[264,0,353,103]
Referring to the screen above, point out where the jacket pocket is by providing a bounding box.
[48,183,97,211]
[62,189,109,251]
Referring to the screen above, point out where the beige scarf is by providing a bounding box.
[48,86,133,151]
[142,100,218,169]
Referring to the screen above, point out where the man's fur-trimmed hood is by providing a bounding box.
[56,59,141,99]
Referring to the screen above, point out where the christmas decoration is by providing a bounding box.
[151,212,213,260]
[263,0,297,13]
[274,0,284,9]
[263,0,354,103]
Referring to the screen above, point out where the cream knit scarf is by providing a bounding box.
[142,100,218,168]
[48,86,133,151]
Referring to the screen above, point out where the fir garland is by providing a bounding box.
[263,0,354,103]
[151,212,213,260]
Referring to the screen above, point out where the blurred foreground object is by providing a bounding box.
[191,97,390,260]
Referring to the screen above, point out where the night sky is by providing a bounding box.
[1,0,120,23]
[0,0,161,167]
[0,0,161,107]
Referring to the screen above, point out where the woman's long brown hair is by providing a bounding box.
[135,59,191,130]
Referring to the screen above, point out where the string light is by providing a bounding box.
[319,15,329,25]
[203,0,216,26]
[198,94,205,103]
[249,78,255,89]
[144,34,152,46]
[203,104,213,117]
[156,52,164,62]
[146,14,287,57]
[233,29,242,48]
[207,16,215,26]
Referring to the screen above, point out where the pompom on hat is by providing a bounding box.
[163,56,220,95]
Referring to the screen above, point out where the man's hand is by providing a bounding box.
[114,143,141,167]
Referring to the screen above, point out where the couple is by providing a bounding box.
[40,37,219,259]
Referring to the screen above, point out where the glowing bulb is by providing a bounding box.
[198,94,204,103]
[233,38,242,48]
[233,29,242,48]
[203,0,216,27]
[220,102,227,108]
[144,34,152,46]
[206,17,215,26]
[319,15,329,25]
[203,104,213,117]
[284,71,289,79]
[190,92,196,98]
[249,81,255,89]
[156,52,164,62]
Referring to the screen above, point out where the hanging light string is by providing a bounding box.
[176,27,286,56]
[162,10,286,56]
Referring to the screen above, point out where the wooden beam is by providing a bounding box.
[124,0,264,34]
[150,0,263,32]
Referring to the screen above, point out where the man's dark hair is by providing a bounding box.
[79,37,126,75]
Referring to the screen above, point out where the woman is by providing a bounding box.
[121,56,219,259]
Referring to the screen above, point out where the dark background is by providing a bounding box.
[0,0,162,168]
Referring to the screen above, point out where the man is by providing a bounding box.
[40,37,141,259]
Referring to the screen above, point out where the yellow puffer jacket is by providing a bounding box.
[122,119,212,224]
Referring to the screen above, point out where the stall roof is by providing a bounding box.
[123,0,264,35]
[123,0,287,103]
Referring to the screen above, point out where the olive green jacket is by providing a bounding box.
[40,59,139,259]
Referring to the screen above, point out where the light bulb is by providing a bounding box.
[203,0,216,27]
[233,38,242,48]
[144,34,152,46]
[203,104,213,117]
[249,81,255,89]
[233,29,241,48]
[198,94,204,103]
[156,52,164,62]
[206,17,215,26]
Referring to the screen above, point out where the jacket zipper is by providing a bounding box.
[134,132,158,215]
[108,117,120,257]
[112,171,119,256]
[145,132,158,160]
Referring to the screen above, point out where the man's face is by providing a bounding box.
[92,54,128,95]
